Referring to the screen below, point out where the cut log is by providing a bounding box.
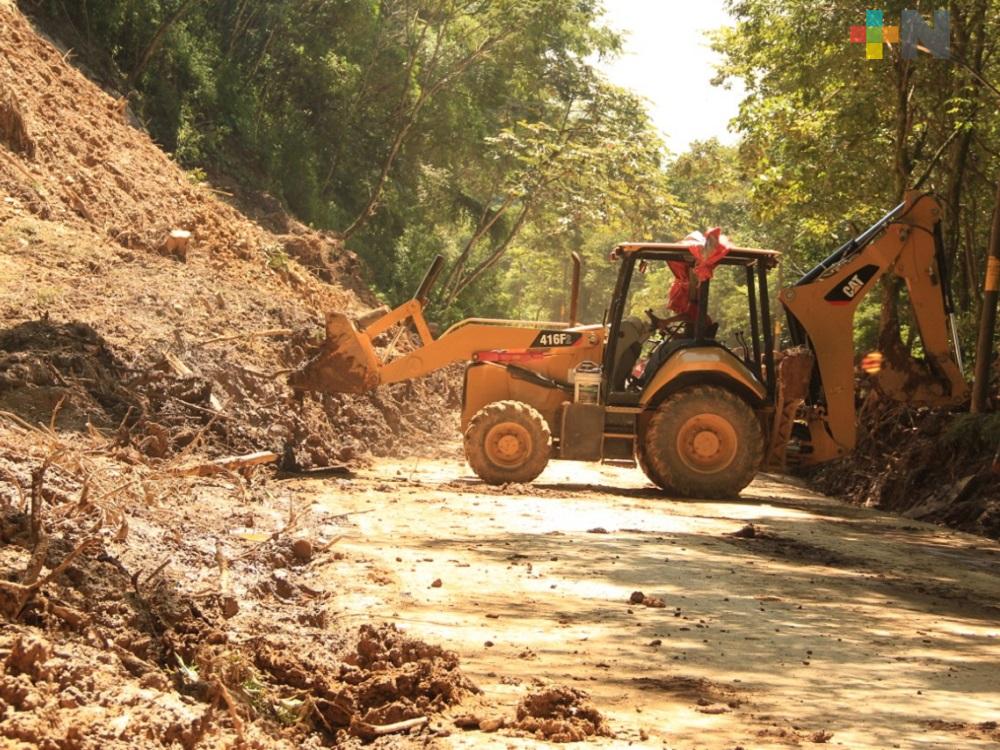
[163,229,192,262]
[350,716,428,741]
[172,451,279,477]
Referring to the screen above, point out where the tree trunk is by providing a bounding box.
[941,0,988,304]
[878,54,914,362]
[340,27,510,239]
[126,0,200,91]
[444,202,532,304]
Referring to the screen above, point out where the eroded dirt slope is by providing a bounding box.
[0,4,457,467]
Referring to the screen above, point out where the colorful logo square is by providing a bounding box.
[852,10,901,59]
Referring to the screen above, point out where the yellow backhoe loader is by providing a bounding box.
[290,190,967,497]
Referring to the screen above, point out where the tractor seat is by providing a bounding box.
[637,321,720,389]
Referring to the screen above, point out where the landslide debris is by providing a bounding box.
[0,421,476,748]
[0,5,471,749]
[0,5,459,467]
[809,397,1000,540]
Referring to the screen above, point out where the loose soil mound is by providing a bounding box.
[808,397,1000,539]
[512,687,612,743]
[0,424,474,747]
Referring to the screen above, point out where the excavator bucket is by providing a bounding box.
[289,312,380,395]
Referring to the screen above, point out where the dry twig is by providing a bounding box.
[213,679,246,744]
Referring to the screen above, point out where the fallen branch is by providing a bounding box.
[9,535,101,619]
[213,678,246,744]
[29,458,54,543]
[0,410,35,432]
[171,451,279,477]
[170,396,231,420]
[0,466,26,510]
[22,531,49,587]
[49,393,66,431]
[350,716,428,741]
[142,557,172,589]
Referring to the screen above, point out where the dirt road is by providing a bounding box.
[288,455,1000,749]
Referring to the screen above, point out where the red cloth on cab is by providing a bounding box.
[666,228,731,317]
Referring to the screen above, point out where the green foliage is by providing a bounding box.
[713,0,1000,347]
[265,245,290,272]
[35,0,1000,357]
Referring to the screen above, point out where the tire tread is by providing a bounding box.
[643,386,763,498]
[464,400,551,485]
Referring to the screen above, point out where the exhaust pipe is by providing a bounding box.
[569,252,582,326]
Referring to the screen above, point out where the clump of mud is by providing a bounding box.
[512,686,612,742]
[0,318,234,459]
[0,319,138,429]
[252,623,478,740]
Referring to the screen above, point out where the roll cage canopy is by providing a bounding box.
[611,243,781,268]
[602,241,780,407]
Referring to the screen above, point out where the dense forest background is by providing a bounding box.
[25,0,1000,354]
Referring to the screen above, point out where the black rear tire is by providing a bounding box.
[636,437,675,493]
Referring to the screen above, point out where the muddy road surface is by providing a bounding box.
[278,455,1000,749]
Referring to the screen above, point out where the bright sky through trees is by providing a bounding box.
[598,0,745,152]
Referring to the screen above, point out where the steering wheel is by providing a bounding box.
[645,309,687,342]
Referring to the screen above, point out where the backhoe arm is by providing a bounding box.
[780,192,967,463]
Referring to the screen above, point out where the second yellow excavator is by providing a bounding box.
[290,191,967,498]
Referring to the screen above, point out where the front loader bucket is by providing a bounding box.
[289,312,380,395]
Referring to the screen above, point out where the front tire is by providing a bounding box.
[464,400,551,484]
[642,386,763,498]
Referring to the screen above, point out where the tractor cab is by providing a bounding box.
[602,243,781,410]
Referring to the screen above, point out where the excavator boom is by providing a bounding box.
[779,191,968,464]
